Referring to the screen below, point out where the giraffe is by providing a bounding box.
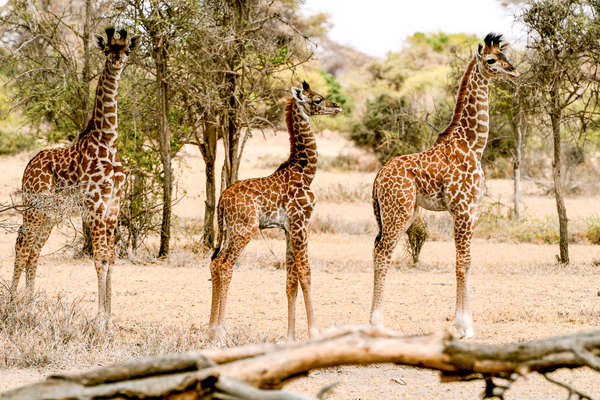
[208,81,341,342]
[11,27,138,327]
[369,33,518,338]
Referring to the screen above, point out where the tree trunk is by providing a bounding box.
[220,0,247,188]
[200,124,217,249]
[153,40,172,258]
[80,0,94,257]
[512,89,524,222]
[550,83,569,264]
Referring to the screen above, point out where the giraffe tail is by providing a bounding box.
[373,188,383,248]
[211,200,224,260]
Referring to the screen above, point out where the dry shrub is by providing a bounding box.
[0,281,279,370]
[314,182,372,203]
[0,282,103,368]
[406,217,429,264]
[585,217,600,245]
[310,214,376,235]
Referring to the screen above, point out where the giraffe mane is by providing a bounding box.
[435,57,477,144]
[276,97,298,171]
[78,120,94,140]
[484,32,503,48]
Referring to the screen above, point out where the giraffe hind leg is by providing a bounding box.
[12,211,53,295]
[284,230,299,342]
[370,182,416,328]
[209,227,255,343]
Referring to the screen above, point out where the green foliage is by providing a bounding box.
[0,80,36,155]
[408,32,478,53]
[585,218,600,245]
[319,70,351,114]
[0,130,35,155]
[411,32,450,52]
[350,94,432,164]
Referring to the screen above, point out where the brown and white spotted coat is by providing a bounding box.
[11,27,138,327]
[369,33,518,338]
[208,81,341,342]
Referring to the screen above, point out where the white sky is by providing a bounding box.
[302,0,526,57]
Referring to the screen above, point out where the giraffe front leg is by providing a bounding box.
[88,214,111,330]
[284,230,299,342]
[105,212,119,316]
[453,215,475,339]
[289,223,319,340]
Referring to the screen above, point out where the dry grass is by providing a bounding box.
[3,135,600,398]
[0,281,276,370]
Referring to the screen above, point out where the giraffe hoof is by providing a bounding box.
[308,327,321,341]
[208,325,227,345]
[455,325,475,339]
[369,309,384,328]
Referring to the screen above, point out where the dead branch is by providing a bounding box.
[2,327,600,400]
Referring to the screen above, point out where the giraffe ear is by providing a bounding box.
[96,35,105,50]
[291,86,306,102]
[477,43,483,57]
[129,36,139,50]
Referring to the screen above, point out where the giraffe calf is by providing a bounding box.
[369,33,518,338]
[208,81,341,343]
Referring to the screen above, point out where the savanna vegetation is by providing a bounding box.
[1,0,600,398]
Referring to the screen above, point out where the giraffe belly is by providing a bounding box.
[259,209,287,229]
[416,192,447,212]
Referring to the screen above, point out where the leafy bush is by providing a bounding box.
[319,70,351,115]
[0,130,36,155]
[350,94,428,164]
[586,218,600,244]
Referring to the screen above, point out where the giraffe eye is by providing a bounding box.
[314,98,322,104]
[486,59,496,64]
[125,50,130,56]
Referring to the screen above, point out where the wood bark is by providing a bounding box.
[3,326,600,400]
[80,0,94,257]
[153,33,172,258]
[512,87,524,223]
[199,124,217,249]
[551,79,569,264]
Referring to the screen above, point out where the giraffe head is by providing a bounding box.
[96,27,138,73]
[477,33,518,81]
[291,81,342,117]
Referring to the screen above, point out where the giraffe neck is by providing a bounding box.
[86,61,123,147]
[278,98,317,185]
[438,56,490,159]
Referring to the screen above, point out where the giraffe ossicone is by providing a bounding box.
[208,81,341,343]
[369,33,518,339]
[11,26,138,329]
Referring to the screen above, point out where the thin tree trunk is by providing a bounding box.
[551,83,569,264]
[80,0,94,257]
[200,124,217,249]
[512,90,524,222]
[154,40,172,258]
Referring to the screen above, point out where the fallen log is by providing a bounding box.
[2,326,599,400]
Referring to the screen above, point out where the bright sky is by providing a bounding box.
[302,0,526,57]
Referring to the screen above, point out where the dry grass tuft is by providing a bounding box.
[0,282,103,368]
[0,281,279,370]
[314,182,372,203]
[310,214,376,235]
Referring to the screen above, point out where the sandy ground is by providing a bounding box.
[1,131,600,399]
